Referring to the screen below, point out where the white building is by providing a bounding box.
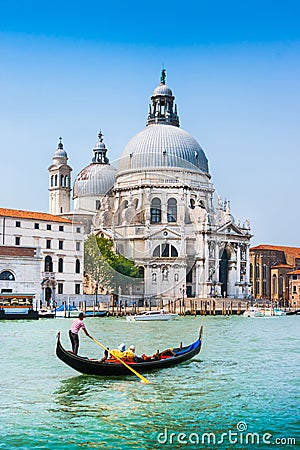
[65,70,252,301]
[0,207,84,305]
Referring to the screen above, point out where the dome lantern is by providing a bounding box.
[147,69,179,127]
[92,131,110,164]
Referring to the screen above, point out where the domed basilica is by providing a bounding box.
[49,70,252,301]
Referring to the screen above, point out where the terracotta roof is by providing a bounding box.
[271,263,293,269]
[287,269,300,275]
[250,244,300,258]
[0,208,73,223]
[0,246,36,257]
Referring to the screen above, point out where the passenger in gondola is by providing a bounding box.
[122,345,137,361]
[69,312,91,355]
[110,343,126,359]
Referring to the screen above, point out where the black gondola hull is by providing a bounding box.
[56,328,202,376]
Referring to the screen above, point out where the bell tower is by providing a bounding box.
[48,138,72,215]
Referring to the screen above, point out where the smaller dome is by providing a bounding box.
[73,163,117,198]
[53,138,67,158]
[152,83,173,97]
[54,148,67,158]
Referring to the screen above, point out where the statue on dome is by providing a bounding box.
[160,69,166,84]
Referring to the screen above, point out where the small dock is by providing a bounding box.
[80,298,249,317]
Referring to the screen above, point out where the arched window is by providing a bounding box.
[255,264,260,279]
[60,174,64,187]
[153,244,178,258]
[167,198,177,222]
[58,258,64,273]
[54,174,58,186]
[44,256,53,272]
[151,198,161,223]
[0,270,15,281]
[75,259,80,274]
[51,175,54,187]
[190,198,195,209]
[65,175,69,187]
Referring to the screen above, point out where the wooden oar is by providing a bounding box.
[89,335,151,384]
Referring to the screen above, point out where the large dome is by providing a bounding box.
[73,163,117,198]
[117,124,209,174]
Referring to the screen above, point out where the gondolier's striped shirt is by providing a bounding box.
[71,318,86,334]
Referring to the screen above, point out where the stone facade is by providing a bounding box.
[0,208,84,305]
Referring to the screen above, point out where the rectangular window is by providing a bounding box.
[16,221,21,227]
[76,227,81,233]
[47,224,51,231]
[15,236,20,245]
[59,225,64,232]
[255,280,260,294]
[75,284,80,295]
[46,239,51,249]
[58,283,63,294]
[293,285,297,293]
[292,275,297,280]
[262,265,267,279]
[76,242,80,251]
[34,223,39,229]
[59,240,64,250]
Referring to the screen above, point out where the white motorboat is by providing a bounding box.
[243,307,263,318]
[126,310,178,321]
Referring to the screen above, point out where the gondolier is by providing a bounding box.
[69,312,91,355]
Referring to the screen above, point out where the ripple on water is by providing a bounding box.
[0,316,299,449]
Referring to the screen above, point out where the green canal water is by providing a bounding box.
[0,316,299,449]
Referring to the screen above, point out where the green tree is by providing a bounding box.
[84,233,143,293]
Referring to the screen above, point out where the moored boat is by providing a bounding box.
[56,327,203,376]
[55,304,83,318]
[0,294,39,320]
[243,307,263,318]
[126,310,178,321]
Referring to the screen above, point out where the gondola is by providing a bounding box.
[56,327,203,376]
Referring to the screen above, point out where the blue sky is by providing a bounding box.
[0,0,299,246]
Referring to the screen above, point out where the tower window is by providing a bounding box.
[190,199,195,209]
[151,198,161,223]
[96,200,101,210]
[61,174,64,187]
[51,175,54,187]
[167,198,177,222]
